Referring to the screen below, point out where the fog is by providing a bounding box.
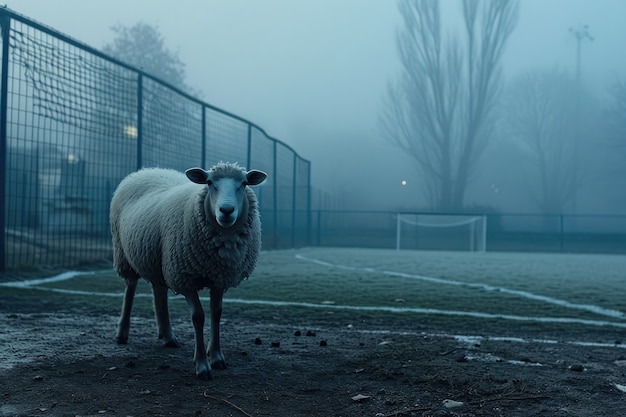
[13,0,626,213]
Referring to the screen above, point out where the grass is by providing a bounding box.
[2,247,626,337]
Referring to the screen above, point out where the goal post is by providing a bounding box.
[395,213,487,252]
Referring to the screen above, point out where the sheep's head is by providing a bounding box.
[186,163,267,228]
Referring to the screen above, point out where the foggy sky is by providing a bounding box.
[14,0,626,139]
[12,0,626,210]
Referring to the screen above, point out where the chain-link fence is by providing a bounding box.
[0,8,311,272]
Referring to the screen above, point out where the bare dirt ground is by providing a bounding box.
[1,298,626,417]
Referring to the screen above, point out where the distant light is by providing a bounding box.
[401,180,407,186]
[68,154,79,164]
[124,125,138,139]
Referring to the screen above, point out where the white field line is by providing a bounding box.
[294,254,626,320]
[0,270,95,288]
[223,298,626,329]
[354,329,626,351]
[5,284,626,330]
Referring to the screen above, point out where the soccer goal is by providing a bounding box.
[395,213,487,252]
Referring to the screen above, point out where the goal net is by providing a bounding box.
[395,213,487,252]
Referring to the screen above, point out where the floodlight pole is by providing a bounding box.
[568,24,593,217]
[569,24,593,83]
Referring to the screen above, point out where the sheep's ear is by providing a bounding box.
[186,168,209,184]
[246,170,267,186]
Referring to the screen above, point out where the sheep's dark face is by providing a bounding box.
[186,164,267,228]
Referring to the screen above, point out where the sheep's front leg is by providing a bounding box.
[209,287,227,369]
[185,292,211,380]
[116,278,138,344]
[152,284,180,347]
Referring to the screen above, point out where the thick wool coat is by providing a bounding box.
[110,167,261,295]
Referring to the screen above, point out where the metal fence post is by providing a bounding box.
[307,161,311,246]
[0,12,11,272]
[291,153,296,246]
[396,213,401,250]
[316,210,321,246]
[246,124,252,170]
[136,74,143,170]
[201,106,206,168]
[272,140,278,248]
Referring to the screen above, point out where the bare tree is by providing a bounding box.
[103,22,188,91]
[381,0,518,211]
[502,69,596,213]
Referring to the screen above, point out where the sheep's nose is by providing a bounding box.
[220,206,235,216]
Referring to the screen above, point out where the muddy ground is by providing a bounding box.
[1,297,625,417]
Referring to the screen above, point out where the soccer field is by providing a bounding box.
[3,247,626,416]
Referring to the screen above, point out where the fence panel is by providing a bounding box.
[294,155,310,246]
[142,77,203,171]
[205,107,248,166]
[0,8,311,272]
[249,127,275,247]
[275,142,294,248]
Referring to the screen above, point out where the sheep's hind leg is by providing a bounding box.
[152,284,180,347]
[185,292,211,380]
[208,287,227,369]
[116,278,138,344]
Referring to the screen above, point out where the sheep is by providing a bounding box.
[110,162,267,380]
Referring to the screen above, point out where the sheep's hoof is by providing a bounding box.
[163,339,181,347]
[158,332,181,348]
[210,359,227,370]
[196,362,212,380]
[210,351,227,370]
[162,338,181,348]
[197,369,212,380]
[116,336,128,345]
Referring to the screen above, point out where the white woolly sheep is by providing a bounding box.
[110,162,267,380]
